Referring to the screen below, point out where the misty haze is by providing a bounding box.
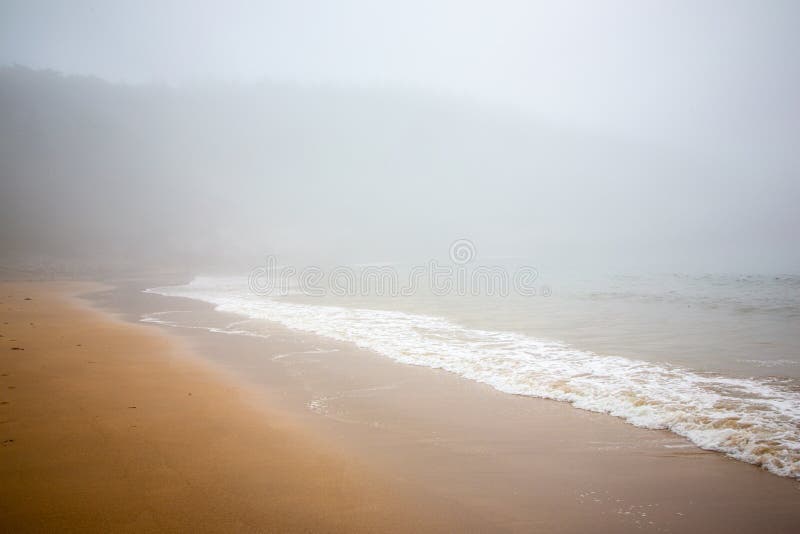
[1,2,799,533]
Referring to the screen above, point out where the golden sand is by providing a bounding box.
[0,282,470,532]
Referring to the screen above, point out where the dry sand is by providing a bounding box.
[0,282,481,532]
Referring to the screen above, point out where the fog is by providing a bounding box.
[1,1,798,275]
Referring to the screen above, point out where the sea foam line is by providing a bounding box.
[144,279,800,479]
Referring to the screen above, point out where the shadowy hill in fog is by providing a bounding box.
[1,66,796,275]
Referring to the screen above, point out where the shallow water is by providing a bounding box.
[144,271,800,478]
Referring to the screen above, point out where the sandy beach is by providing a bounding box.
[0,281,481,532]
[2,279,799,533]
[3,7,799,533]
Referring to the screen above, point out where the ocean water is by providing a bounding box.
[144,272,800,478]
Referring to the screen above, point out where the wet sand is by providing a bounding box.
[0,281,482,532]
[89,279,800,533]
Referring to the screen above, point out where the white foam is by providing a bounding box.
[145,277,800,479]
[140,310,270,339]
[272,348,340,361]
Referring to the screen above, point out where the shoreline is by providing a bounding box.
[0,281,478,532]
[91,278,800,533]
[2,278,799,532]
[143,277,800,480]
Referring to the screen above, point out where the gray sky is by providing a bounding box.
[2,0,798,159]
[1,1,798,273]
